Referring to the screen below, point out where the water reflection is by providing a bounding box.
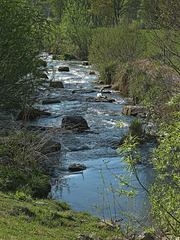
[49,157,153,222]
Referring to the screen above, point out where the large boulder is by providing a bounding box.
[61,116,89,132]
[58,66,69,72]
[50,81,64,88]
[39,72,48,79]
[122,105,148,118]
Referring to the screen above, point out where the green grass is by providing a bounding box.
[0,192,122,240]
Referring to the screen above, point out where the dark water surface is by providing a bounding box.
[32,53,154,222]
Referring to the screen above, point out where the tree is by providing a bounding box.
[61,0,93,59]
[0,0,47,113]
[138,0,159,28]
[89,21,144,82]
[47,0,67,22]
[140,0,180,74]
[89,0,133,25]
[139,0,180,30]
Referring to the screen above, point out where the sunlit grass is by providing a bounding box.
[0,192,122,239]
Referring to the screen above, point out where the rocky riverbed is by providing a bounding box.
[19,53,155,222]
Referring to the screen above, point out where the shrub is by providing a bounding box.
[0,130,50,198]
[129,118,144,136]
[117,101,180,238]
[89,21,145,83]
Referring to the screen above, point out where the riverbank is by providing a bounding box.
[0,191,124,240]
[0,55,179,239]
[99,59,180,124]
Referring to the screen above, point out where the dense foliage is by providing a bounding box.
[0,130,50,198]
[149,109,180,237]
[0,0,47,112]
[89,21,144,82]
[61,0,93,59]
[0,0,180,238]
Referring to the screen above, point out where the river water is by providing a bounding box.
[31,53,154,224]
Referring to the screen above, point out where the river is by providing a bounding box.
[30,53,154,225]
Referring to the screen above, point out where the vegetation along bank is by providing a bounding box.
[0,0,179,239]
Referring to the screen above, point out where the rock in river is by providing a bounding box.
[68,163,86,172]
[122,105,147,118]
[82,61,89,66]
[42,98,61,104]
[50,81,64,88]
[58,66,70,72]
[61,116,89,132]
[86,96,115,103]
[41,140,61,154]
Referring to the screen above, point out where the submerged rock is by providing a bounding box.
[50,81,64,88]
[42,98,61,104]
[72,89,96,94]
[61,116,89,132]
[41,140,61,154]
[68,163,86,172]
[86,96,115,103]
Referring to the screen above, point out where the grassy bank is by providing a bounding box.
[0,130,124,239]
[0,192,123,240]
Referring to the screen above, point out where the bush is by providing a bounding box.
[149,110,180,237]
[117,102,180,238]
[129,118,144,136]
[0,130,50,198]
[89,21,145,82]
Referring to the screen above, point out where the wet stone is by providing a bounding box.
[50,81,64,88]
[86,96,115,103]
[41,140,61,154]
[68,163,86,172]
[82,61,89,66]
[42,99,61,104]
[58,66,70,72]
[61,116,89,132]
[122,105,147,117]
